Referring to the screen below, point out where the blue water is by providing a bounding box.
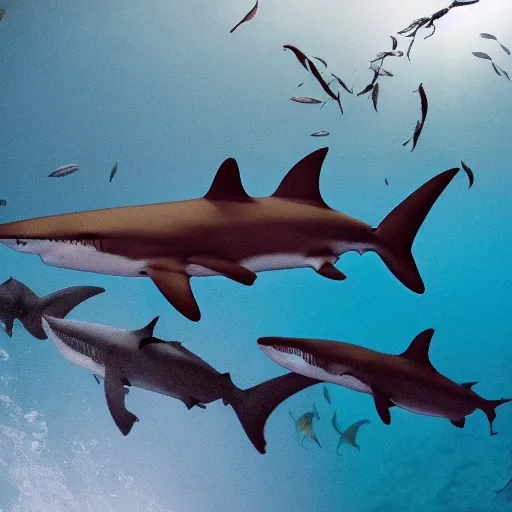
[1,0,512,510]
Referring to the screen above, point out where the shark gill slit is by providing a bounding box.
[57,330,106,365]
[272,345,323,367]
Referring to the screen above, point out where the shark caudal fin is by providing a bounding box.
[481,398,512,436]
[374,168,459,293]
[227,372,319,454]
[23,286,105,340]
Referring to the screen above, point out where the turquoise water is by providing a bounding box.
[1,0,512,510]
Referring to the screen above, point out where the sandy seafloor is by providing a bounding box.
[1,0,512,510]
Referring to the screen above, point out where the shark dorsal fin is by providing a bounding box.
[271,148,330,208]
[132,316,159,339]
[204,158,252,201]
[461,381,478,390]
[400,328,436,371]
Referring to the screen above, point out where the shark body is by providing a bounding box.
[258,330,511,435]
[0,277,104,339]
[41,315,319,454]
[0,148,460,321]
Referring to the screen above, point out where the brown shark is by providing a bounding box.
[258,330,511,436]
[0,148,461,321]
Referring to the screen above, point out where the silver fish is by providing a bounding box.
[311,131,330,137]
[472,51,492,60]
[290,96,323,104]
[109,162,118,183]
[48,164,80,178]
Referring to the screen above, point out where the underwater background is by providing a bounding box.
[1,0,512,510]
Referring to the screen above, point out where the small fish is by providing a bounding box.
[0,8,5,21]
[332,411,370,455]
[404,83,428,152]
[331,74,353,94]
[494,64,510,80]
[472,51,492,60]
[372,82,380,112]
[492,62,502,76]
[297,82,304,87]
[460,160,474,189]
[312,56,328,69]
[289,404,321,448]
[311,131,329,137]
[371,51,403,62]
[480,33,510,55]
[109,161,118,183]
[323,385,331,404]
[93,374,101,385]
[48,164,80,178]
[385,178,389,186]
[284,45,343,114]
[230,0,258,33]
[0,199,6,206]
[391,35,398,50]
[357,83,374,96]
[290,96,323,104]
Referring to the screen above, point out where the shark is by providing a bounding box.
[257,329,511,436]
[41,314,319,454]
[0,277,104,339]
[0,148,461,321]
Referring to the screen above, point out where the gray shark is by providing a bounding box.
[41,315,319,454]
[258,330,511,435]
[0,148,461,321]
[0,277,104,339]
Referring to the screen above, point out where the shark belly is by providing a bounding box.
[186,253,340,276]
[1,238,146,277]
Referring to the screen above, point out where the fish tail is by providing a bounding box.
[24,286,105,339]
[481,398,512,436]
[373,168,459,294]
[228,373,318,454]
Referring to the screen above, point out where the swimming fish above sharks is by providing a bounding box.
[0,148,461,321]
[41,315,319,454]
[0,277,104,339]
[258,329,511,436]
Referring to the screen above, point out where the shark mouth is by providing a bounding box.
[257,337,327,380]
[41,317,106,377]
[269,344,325,367]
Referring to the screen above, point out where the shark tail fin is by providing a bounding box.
[24,286,105,340]
[374,168,459,294]
[481,398,512,436]
[228,373,318,454]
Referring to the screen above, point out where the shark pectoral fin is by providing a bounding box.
[104,366,138,436]
[371,387,392,425]
[316,262,346,281]
[450,418,466,429]
[146,267,200,322]
[186,255,257,285]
